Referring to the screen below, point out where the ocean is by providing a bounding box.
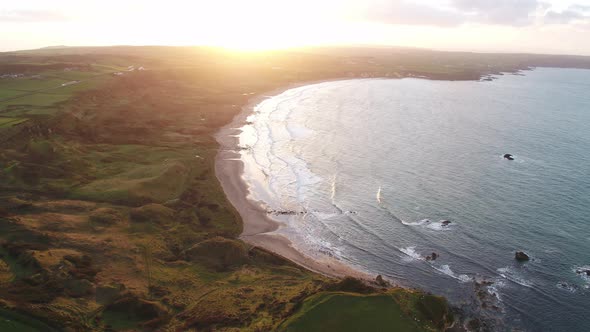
[238,68,590,331]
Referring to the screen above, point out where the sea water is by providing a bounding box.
[239,68,590,331]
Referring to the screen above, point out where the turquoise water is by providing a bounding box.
[239,68,590,330]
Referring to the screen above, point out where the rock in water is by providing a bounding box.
[426,253,438,261]
[515,251,530,261]
[375,275,388,286]
[575,269,590,276]
[503,154,514,160]
[441,220,451,226]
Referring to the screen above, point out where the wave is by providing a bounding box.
[311,211,340,220]
[433,264,471,283]
[401,219,453,231]
[330,174,337,203]
[400,247,471,283]
[497,267,534,288]
[376,186,382,204]
[487,280,506,302]
[377,204,404,224]
[400,246,423,262]
[556,281,579,293]
[573,265,590,288]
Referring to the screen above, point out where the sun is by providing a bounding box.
[143,0,331,51]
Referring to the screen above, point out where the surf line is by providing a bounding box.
[330,174,337,203]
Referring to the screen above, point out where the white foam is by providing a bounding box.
[330,174,337,203]
[556,282,579,293]
[497,267,533,288]
[312,211,340,220]
[401,246,422,261]
[425,221,449,231]
[434,264,471,283]
[573,265,590,285]
[487,280,506,301]
[401,219,453,231]
[401,219,430,226]
[286,122,314,139]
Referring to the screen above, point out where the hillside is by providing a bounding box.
[1,46,588,331]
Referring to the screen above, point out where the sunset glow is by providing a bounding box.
[1,0,590,54]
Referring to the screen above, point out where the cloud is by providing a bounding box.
[351,0,550,27]
[352,1,465,27]
[544,4,590,24]
[569,4,590,12]
[451,0,544,26]
[0,10,68,23]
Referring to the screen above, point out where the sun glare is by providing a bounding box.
[136,0,338,51]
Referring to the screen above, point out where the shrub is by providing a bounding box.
[89,208,124,225]
[130,204,174,225]
[184,237,248,271]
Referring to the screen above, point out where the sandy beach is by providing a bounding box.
[214,81,375,281]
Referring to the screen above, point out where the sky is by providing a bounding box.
[1,0,590,55]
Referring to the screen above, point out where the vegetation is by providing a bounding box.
[0,46,588,331]
[278,291,453,332]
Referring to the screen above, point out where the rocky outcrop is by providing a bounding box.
[515,251,530,261]
[503,154,514,160]
[375,275,388,287]
[576,268,590,276]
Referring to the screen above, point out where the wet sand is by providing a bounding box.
[214,81,374,281]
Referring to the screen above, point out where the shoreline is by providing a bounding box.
[214,79,376,281]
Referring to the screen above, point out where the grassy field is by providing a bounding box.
[0,308,59,332]
[0,50,334,331]
[0,117,28,127]
[279,293,425,332]
[0,78,69,92]
[0,64,120,119]
[278,290,453,332]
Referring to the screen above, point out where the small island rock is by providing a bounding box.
[515,251,530,261]
[503,154,514,160]
[375,275,388,286]
[425,252,438,261]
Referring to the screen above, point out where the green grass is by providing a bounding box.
[0,309,61,332]
[0,78,68,92]
[48,76,110,94]
[0,308,61,332]
[0,117,28,127]
[0,89,28,100]
[278,292,425,332]
[69,145,198,204]
[0,93,72,108]
[0,246,36,280]
[0,108,59,117]
[101,310,143,331]
[46,71,101,81]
